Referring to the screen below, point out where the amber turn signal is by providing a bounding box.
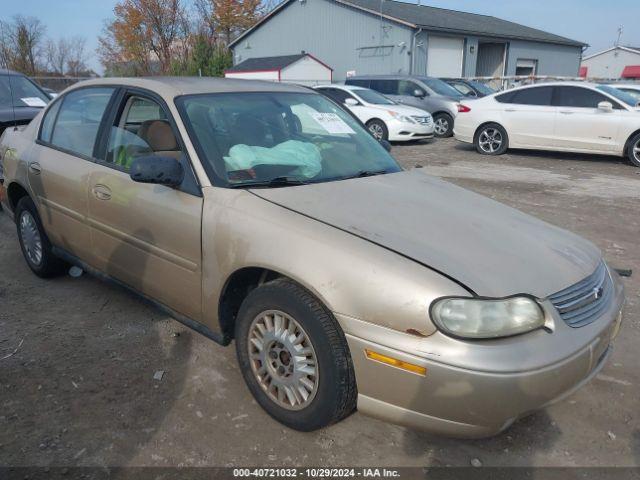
[365,349,427,376]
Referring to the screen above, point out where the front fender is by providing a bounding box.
[201,186,470,338]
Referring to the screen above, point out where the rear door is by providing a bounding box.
[499,86,556,148]
[552,86,623,152]
[87,89,204,321]
[29,87,116,262]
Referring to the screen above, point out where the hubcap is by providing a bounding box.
[478,128,503,153]
[633,139,640,163]
[247,310,319,411]
[434,118,449,135]
[369,123,384,140]
[19,211,43,266]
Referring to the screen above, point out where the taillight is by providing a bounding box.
[457,104,471,113]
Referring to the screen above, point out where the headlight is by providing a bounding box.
[430,296,545,339]
[387,111,415,123]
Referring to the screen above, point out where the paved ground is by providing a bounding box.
[1,138,638,468]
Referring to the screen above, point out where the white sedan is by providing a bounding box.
[314,84,434,142]
[454,82,640,167]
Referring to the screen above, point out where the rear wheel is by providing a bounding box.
[366,119,388,141]
[474,123,509,155]
[15,197,67,278]
[235,278,357,431]
[627,133,640,167]
[433,113,454,137]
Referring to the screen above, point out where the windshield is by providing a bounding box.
[178,92,401,187]
[354,88,395,105]
[468,80,496,96]
[420,77,464,98]
[0,75,49,109]
[597,85,639,107]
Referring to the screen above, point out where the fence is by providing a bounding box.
[31,76,94,93]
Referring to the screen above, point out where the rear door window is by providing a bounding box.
[510,86,553,106]
[345,79,370,88]
[370,80,398,95]
[48,87,115,158]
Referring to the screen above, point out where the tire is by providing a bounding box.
[433,113,454,138]
[235,278,357,431]
[15,196,67,278]
[474,123,509,155]
[366,119,388,141]
[627,133,640,167]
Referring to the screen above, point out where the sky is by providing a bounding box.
[2,0,639,75]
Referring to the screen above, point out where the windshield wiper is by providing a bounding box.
[229,176,311,189]
[344,169,390,180]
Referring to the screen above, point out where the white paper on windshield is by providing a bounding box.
[21,97,47,107]
[309,112,355,135]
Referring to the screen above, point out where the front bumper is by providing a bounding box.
[338,273,625,438]
[387,120,434,142]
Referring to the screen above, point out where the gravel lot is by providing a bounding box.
[1,138,638,468]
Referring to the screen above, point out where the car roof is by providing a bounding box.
[347,75,433,80]
[317,84,366,91]
[0,68,26,77]
[64,76,313,98]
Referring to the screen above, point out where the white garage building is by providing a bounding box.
[224,53,333,85]
[580,46,640,80]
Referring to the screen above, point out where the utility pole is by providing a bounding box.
[615,26,623,47]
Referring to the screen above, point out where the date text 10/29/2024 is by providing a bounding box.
[233,468,401,478]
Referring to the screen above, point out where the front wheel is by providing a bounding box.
[627,133,640,167]
[433,113,454,137]
[366,119,388,141]
[235,278,357,431]
[474,123,509,155]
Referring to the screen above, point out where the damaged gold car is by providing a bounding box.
[0,78,625,438]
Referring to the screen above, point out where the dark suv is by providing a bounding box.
[0,69,50,136]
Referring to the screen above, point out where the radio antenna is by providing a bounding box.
[0,21,18,131]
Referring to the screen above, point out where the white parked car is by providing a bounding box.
[454,82,640,167]
[604,84,640,103]
[315,84,434,142]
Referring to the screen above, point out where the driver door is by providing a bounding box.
[87,90,204,321]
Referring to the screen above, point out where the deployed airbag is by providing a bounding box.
[224,140,322,178]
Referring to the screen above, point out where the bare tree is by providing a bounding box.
[45,38,71,75]
[66,37,88,76]
[6,15,46,75]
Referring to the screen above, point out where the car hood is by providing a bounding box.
[251,170,601,298]
[371,104,430,117]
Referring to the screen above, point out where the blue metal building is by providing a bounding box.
[229,0,587,82]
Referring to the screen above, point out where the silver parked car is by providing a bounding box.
[345,75,466,137]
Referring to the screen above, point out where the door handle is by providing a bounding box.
[559,111,574,115]
[28,162,41,175]
[504,108,517,112]
[92,184,112,201]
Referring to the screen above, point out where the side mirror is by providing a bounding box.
[597,101,613,112]
[380,139,392,152]
[467,91,478,97]
[413,89,426,98]
[344,98,359,106]
[130,155,184,187]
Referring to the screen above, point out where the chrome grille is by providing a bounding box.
[549,262,612,328]
[411,115,432,125]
